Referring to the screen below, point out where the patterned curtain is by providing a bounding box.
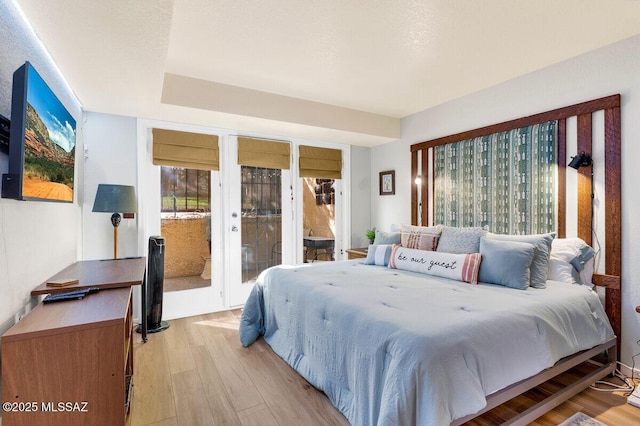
[434,121,557,235]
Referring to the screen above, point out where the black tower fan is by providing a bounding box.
[146,236,169,333]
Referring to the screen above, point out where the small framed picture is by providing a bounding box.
[379,170,395,195]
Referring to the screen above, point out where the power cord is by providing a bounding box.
[630,338,640,391]
[589,357,638,394]
[589,362,635,393]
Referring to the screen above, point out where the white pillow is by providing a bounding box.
[388,245,482,284]
[547,238,596,286]
[389,223,402,232]
[548,256,577,284]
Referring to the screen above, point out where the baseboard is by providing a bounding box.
[618,362,640,382]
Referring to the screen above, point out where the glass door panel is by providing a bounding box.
[160,166,212,292]
[141,126,224,319]
[241,166,282,282]
[228,136,291,307]
[302,177,336,262]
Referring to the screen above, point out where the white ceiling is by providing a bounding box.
[14,0,640,146]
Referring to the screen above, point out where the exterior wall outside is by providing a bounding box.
[161,216,209,278]
[303,177,335,239]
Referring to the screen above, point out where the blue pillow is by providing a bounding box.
[364,244,393,266]
[478,237,536,290]
[486,232,556,289]
[373,230,401,245]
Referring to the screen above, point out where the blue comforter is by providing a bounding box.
[239,260,613,425]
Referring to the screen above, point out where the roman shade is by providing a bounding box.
[152,128,219,170]
[237,137,290,169]
[299,145,342,179]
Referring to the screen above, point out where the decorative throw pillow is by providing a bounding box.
[486,232,556,289]
[436,226,487,254]
[388,245,482,284]
[364,244,394,266]
[373,229,401,245]
[548,238,596,286]
[400,224,441,251]
[478,237,536,290]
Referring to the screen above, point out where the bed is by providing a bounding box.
[239,95,622,425]
[240,250,615,425]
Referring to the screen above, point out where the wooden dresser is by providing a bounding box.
[2,258,145,426]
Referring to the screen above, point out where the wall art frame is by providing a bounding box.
[379,170,395,195]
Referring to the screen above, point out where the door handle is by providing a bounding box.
[231,225,238,232]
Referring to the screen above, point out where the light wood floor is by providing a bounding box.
[130,310,640,426]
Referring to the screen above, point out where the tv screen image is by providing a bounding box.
[21,63,76,201]
[2,61,76,202]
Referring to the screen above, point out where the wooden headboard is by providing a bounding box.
[410,95,622,357]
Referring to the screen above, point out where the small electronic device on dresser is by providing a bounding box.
[42,287,100,303]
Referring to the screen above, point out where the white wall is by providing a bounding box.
[350,145,371,247]
[371,34,640,367]
[0,1,82,335]
[82,112,139,260]
[82,112,142,320]
[370,142,412,230]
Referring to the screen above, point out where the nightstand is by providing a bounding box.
[346,247,368,259]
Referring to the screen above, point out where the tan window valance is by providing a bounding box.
[237,137,291,169]
[152,129,219,171]
[299,145,342,179]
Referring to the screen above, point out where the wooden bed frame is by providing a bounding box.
[410,95,622,425]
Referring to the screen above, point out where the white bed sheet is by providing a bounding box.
[239,260,614,425]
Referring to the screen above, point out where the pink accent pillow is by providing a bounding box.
[400,224,441,251]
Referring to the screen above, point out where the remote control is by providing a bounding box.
[42,287,100,303]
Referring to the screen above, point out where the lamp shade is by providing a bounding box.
[92,184,138,213]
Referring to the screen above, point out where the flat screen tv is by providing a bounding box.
[1,61,76,202]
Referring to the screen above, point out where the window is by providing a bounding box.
[161,166,210,213]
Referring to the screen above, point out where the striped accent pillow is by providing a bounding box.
[400,224,441,251]
[364,244,393,266]
[389,245,482,284]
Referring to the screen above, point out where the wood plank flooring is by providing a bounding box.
[131,310,640,426]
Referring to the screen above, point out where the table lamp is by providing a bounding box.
[92,184,138,259]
